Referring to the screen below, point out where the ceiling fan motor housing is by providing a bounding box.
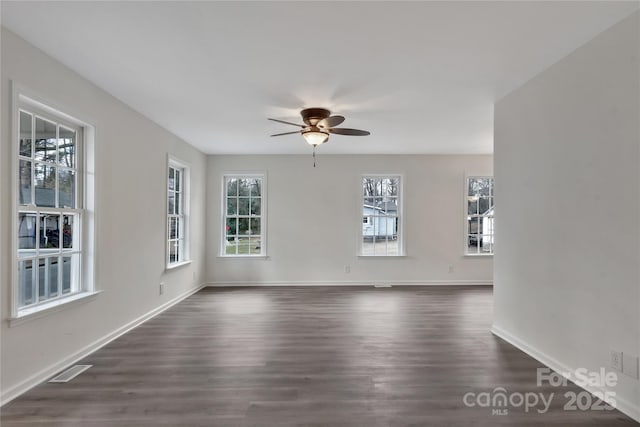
[301,108,331,126]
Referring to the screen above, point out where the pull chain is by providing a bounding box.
[313,145,317,168]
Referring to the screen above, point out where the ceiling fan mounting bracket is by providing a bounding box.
[301,108,331,126]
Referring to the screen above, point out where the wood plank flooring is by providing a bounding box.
[2,286,637,426]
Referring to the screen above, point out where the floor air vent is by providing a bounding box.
[374,284,392,288]
[48,365,92,383]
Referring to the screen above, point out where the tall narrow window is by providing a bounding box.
[361,175,402,256]
[466,176,494,255]
[222,175,265,256]
[15,106,86,312]
[167,158,190,267]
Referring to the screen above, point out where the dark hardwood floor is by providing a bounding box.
[2,286,637,426]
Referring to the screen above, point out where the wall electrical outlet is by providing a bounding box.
[344,265,351,274]
[159,282,165,296]
[611,350,623,372]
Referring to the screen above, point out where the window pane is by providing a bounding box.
[62,214,75,250]
[468,198,479,215]
[470,217,480,234]
[59,169,76,208]
[385,238,399,256]
[38,258,46,299]
[225,239,237,255]
[168,167,175,190]
[227,178,238,196]
[168,191,175,214]
[249,178,261,196]
[34,163,56,207]
[18,213,37,251]
[40,214,61,250]
[19,160,32,205]
[250,218,261,235]
[236,237,250,254]
[226,218,237,235]
[478,197,491,215]
[250,198,261,216]
[175,169,181,192]
[61,255,76,294]
[238,218,249,236]
[226,197,237,215]
[48,256,59,297]
[18,260,35,307]
[238,179,251,196]
[169,217,177,240]
[58,126,75,168]
[169,240,178,264]
[468,234,480,251]
[362,235,374,256]
[238,198,250,215]
[34,117,57,163]
[249,237,261,254]
[175,192,181,215]
[20,111,32,157]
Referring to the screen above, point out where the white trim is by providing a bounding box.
[11,83,97,317]
[359,174,405,256]
[464,175,494,256]
[166,155,191,268]
[220,172,267,257]
[165,260,192,271]
[491,324,640,423]
[9,291,102,327]
[0,283,206,406]
[207,280,493,286]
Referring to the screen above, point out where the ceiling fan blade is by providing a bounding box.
[268,118,304,127]
[318,115,345,128]
[328,128,370,136]
[270,130,302,137]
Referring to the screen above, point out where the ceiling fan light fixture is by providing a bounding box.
[302,129,329,146]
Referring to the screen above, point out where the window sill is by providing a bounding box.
[218,255,269,260]
[464,253,494,257]
[358,255,407,259]
[166,260,192,271]
[9,290,103,327]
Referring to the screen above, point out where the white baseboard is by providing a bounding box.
[491,324,640,423]
[207,280,493,287]
[1,283,206,406]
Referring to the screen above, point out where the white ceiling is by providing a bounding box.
[2,1,638,155]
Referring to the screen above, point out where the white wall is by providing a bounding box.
[206,154,493,285]
[0,29,207,401]
[494,12,639,419]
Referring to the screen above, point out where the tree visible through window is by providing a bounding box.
[361,176,402,256]
[466,176,494,255]
[223,175,265,256]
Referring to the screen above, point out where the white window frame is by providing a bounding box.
[11,86,97,321]
[359,174,404,257]
[220,173,267,258]
[465,175,494,256]
[166,156,191,269]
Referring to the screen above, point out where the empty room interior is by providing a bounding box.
[1,1,639,426]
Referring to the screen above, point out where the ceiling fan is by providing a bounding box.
[269,107,370,145]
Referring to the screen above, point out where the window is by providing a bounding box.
[14,99,94,316]
[167,158,190,267]
[361,175,402,256]
[222,175,265,256]
[466,176,494,255]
